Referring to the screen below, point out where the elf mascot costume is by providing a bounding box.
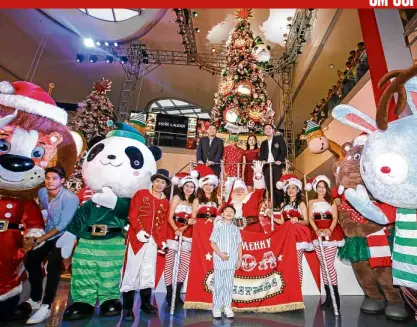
[0,81,82,321]
[56,122,161,320]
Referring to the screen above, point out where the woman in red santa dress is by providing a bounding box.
[227,161,265,233]
[306,175,344,310]
[274,174,313,286]
[243,134,259,193]
[164,173,198,308]
[192,166,219,223]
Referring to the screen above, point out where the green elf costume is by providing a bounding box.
[56,122,160,320]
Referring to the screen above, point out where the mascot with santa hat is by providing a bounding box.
[226,160,266,233]
[0,81,82,321]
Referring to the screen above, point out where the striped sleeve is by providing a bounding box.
[210,225,220,243]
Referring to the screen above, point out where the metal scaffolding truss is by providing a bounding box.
[81,9,317,146]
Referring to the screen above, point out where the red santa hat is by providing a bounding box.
[276,174,302,192]
[352,132,368,147]
[191,165,218,188]
[305,175,331,192]
[171,172,198,190]
[0,81,68,125]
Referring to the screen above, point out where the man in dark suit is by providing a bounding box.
[259,124,287,209]
[196,125,224,177]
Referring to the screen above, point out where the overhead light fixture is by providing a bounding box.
[104,41,109,47]
[120,56,128,64]
[83,38,95,48]
[105,56,113,63]
[211,47,216,53]
[76,54,84,63]
[192,11,198,17]
[113,42,119,47]
[329,64,335,68]
[96,41,101,46]
[195,28,200,33]
[89,55,98,63]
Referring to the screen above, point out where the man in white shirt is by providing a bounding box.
[259,124,287,209]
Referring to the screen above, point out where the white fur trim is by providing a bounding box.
[26,228,45,238]
[190,170,199,178]
[312,175,331,192]
[199,174,218,188]
[353,134,368,146]
[312,239,345,247]
[305,183,313,192]
[296,242,314,251]
[0,284,22,301]
[179,176,198,190]
[233,180,247,192]
[0,81,15,95]
[0,94,67,125]
[276,181,284,189]
[171,176,180,186]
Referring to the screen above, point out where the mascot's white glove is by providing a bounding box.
[92,187,117,210]
[56,232,77,259]
[252,160,264,178]
[41,209,48,219]
[137,230,150,243]
[345,185,390,225]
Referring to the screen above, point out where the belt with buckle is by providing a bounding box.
[0,220,21,232]
[174,216,188,225]
[87,225,123,237]
[245,216,259,225]
[313,213,333,220]
[197,213,215,219]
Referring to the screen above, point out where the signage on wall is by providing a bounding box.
[155,114,188,134]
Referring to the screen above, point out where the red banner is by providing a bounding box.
[184,220,305,312]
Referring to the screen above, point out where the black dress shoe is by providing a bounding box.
[140,289,157,314]
[9,300,32,321]
[100,299,122,317]
[122,309,135,321]
[63,302,95,321]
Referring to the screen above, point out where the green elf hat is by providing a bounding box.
[106,122,146,144]
[304,120,321,135]
[254,36,264,45]
[228,134,239,142]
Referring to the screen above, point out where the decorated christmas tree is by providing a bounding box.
[66,78,117,193]
[211,8,275,134]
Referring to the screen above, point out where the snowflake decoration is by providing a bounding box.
[93,78,112,95]
[235,8,253,21]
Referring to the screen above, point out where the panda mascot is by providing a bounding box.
[56,122,161,320]
[252,36,271,63]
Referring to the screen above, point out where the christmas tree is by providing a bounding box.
[211,8,275,134]
[66,78,117,193]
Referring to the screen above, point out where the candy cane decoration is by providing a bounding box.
[269,162,274,231]
[170,234,183,315]
[317,234,339,316]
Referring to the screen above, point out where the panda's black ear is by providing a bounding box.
[149,146,162,161]
[88,135,105,149]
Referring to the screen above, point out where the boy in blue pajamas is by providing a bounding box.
[210,205,242,319]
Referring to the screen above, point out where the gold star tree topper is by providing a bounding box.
[235,8,254,21]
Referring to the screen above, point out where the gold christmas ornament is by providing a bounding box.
[218,76,234,96]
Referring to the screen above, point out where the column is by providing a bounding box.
[358,9,414,121]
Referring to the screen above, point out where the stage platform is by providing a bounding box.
[4,281,414,327]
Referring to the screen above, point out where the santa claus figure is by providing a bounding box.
[226,161,266,233]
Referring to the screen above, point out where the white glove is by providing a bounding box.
[41,209,48,219]
[161,241,168,250]
[56,232,77,259]
[252,160,264,178]
[137,230,150,243]
[92,187,117,209]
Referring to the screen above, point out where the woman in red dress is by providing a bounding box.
[274,174,313,286]
[307,175,344,311]
[164,175,198,307]
[243,134,259,192]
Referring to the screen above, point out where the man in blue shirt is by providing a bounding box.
[24,167,79,324]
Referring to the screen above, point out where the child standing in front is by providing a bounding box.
[210,205,242,319]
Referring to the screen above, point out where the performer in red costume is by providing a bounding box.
[192,165,219,223]
[227,161,265,233]
[0,80,82,321]
[120,169,170,320]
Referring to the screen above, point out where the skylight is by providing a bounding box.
[78,9,140,22]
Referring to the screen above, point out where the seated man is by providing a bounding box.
[227,161,265,233]
[24,167,79,324]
